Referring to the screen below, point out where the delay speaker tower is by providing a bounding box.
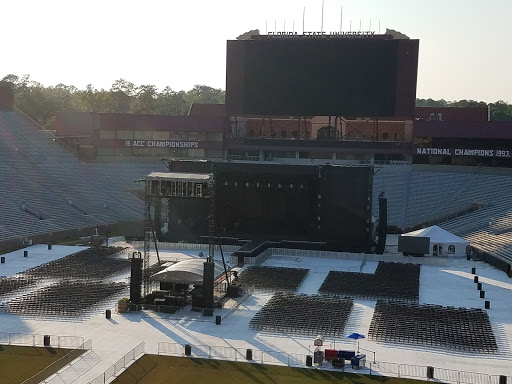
[203,261,215,309]
[130,257,143,304]
[376,196,387,254]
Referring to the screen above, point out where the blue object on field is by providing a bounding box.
[337,350,356,360]
[346,332,366,340]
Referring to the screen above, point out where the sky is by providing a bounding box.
[1,0,511,102]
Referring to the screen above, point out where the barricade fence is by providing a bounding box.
[157,341,512,384]
[87,342,145,384]
[130,241,240,253]
[268,248,449,266]
[44,350,101,384]
[0,332,86,349]
[157,341,307,367]
[371,362,512,384]
[230,248,449,266]
[118,303,182,314]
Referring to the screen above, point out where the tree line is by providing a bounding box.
[2,74,225,129]
[2,74,511,129]
[416,98,512,121]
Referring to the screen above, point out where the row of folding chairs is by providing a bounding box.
[369,301,498,353]
[238,266,309,292]
[249,292,353,337]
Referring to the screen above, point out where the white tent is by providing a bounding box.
[402,225,469,257]
[151,259,225,285]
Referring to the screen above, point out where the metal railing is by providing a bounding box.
[370,361,511,384]
[230,247,449,266]
[360,160,412,166]
[43,349,100,384]
[156,340,512,384]
[130,241,240,253]
[0,332,85,348]
[157,341,306,367]
[87,342,145,384]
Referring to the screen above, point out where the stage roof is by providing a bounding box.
[146,172,212,182]
[151,258,225,285]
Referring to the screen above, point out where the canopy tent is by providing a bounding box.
[402,225,469,257]
[151,259,225,285]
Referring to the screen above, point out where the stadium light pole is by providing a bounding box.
[340,6,343,32]
[321,0,324,32]
[303,6,305,33]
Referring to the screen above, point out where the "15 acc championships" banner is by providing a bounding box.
[125,140,199,148]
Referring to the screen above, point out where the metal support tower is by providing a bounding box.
[141,168,218,299]
[207,175,216,260]
[143,180,152,297]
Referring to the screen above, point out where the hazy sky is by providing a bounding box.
[1,0,511,102]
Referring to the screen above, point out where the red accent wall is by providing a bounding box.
[415,107,488,122]
[98,113,225,132]
[55,112,97,136]
[414,120,512,139]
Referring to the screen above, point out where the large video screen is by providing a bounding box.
[226,38,419,118]
[165,161,373,252]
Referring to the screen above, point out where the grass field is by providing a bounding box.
[0,345,74,384]
[113,355,425,384]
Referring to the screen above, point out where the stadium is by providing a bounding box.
[1,31,512,384]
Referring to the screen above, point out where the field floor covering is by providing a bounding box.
[112,354,428,384]
[0,344,72,384]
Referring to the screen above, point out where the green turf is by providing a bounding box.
[0,345,73,384]
[112,355,426,384]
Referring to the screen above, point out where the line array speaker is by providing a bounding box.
[130,257,143,304]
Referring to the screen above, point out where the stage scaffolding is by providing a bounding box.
[142,172,215,297]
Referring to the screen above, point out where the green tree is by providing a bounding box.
[132,84,158,114]
[156,87,188,115]
[416,98,448,107]
[185,85,225,105]
[110,79,135,113]
[489,101,512,121]
[416,98,512,121]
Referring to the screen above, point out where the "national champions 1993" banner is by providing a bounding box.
[415,147,511,158]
